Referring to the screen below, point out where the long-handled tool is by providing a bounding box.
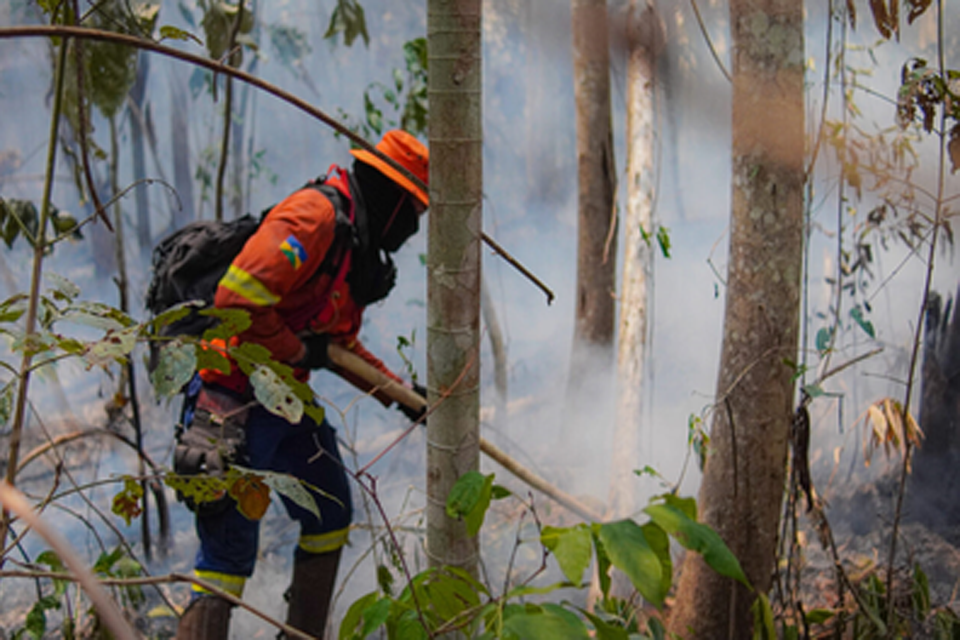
[326,342,604,522]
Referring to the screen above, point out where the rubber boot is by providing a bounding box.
[177,595,233,640]
[284,548,342,639]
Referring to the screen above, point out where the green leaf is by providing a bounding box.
[445,471,494,536]
[249,365,304,423]
[751,593,775,640]
[360,596,391,637]
[339,591,378,640]
[36,550,68,597]
[580,609,630,640]
[815,326,834,354]
[597,519,666,607]
[640,521,673,601]
[656,225,672,258]
[83,326,139,368]
[201,307,252,340]
[850,305,876,339]
[159,24,202,44]
[643,503,751,589]
[541,524,592,584]
[591,525,612,598]
[150,340,198,397]
[0,382,15,428]
[804,608,835,625]
[324,0,370,47]
[503,609,591,639]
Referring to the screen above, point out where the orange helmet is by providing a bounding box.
[350,130,429,208]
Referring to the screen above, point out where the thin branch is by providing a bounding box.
[0,482,138,640]
[885,0,949,628]
[0,26,553,306]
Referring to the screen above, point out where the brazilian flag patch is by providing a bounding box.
[280,235,308,269]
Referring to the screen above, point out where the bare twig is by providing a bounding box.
[0,482,138,640]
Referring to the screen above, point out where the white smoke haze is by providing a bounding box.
[0,0,957,636]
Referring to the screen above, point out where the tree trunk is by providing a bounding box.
[571,0,617,357]
[668,0,805,636]
[426,0,482,576]
[608,0,663,519]
[129,52,151,251]
[169,76,195,227]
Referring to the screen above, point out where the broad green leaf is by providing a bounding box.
[84,326,138,368]
[502,609,590,640]
[580,609,630,640]
[445,471,494,536]
[643,503,751,589]
[491,484,512,500]
[150,340,198,397]
[201,307,252,341]
[660,493,697,520]
[233,465,328,520]
[339,591,378,640]
[541,524,592,584]
[597,520,666,608]
[195,344,231,375]
[249,365,303,423]
[393,608,428,640]
[640,522,673,600]
[423,569,482,622]
[360,596,391,637]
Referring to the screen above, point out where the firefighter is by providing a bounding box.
[175,129,428,639]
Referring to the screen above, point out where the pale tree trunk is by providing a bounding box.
[668,0,805,636]
[570,0,617,359]
[426,0,482,575]
[608,0,663,519]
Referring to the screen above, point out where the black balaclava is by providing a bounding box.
[345,160,418,306]
[352,160,420,253]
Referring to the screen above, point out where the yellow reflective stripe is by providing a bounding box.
[192,570,246,597]
[298,527,350,554]
[220,264,280,307]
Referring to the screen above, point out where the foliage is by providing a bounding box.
[0,199,82,250]
[339,472,749,639]
[324,0,370,48]
[338,37,428,141]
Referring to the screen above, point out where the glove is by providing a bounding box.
[294,333,331,370]
[174,404,249,515]
[398,382,428,424]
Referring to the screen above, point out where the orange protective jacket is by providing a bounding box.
[199,167,402,405]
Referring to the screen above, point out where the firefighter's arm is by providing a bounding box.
[214,190,337,363]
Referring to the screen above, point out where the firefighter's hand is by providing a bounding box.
[398,382,428,424]
[294,333,331,370]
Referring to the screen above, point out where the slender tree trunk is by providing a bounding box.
[426,0,482,576]
[129,52,151,251]
[570,0,617,359]
[169,76,195,226]
[668,0,805,636]
[609,0,662,519]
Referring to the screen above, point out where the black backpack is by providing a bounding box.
[144,182,354,341]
